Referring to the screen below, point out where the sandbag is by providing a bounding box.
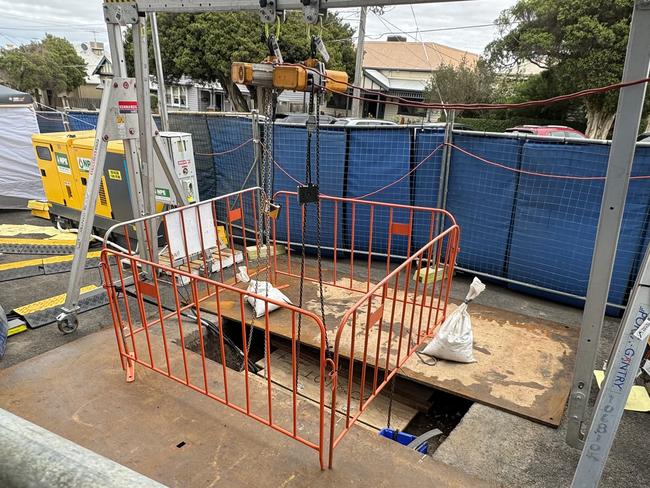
[420,277,485,363]
[246,280,292,318]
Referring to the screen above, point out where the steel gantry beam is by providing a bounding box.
[120,0,472,14]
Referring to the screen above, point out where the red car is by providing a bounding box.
[505,125,587,139]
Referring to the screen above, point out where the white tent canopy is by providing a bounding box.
[0,84,44,209]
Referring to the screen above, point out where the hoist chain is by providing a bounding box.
[296,77,332,387]
[314,91,329,353]
[246,91,275,372]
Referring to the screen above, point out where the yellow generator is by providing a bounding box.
[32,130,199,233]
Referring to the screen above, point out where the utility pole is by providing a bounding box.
[351,6,367,118]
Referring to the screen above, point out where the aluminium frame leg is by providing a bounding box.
[133,17,159,264]
[571,244,650,487]
[566,0,650,447]
[56,88,113,334]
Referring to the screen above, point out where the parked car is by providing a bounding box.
[332,118,398,127]
[637,132,650,142]
[414,122,475,131]
[504,125,587,139]
[276,113,337,125]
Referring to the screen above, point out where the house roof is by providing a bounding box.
[363,41,478,72]
[76,42,112,84]
[0,84,32,105]
[364,69,428,93]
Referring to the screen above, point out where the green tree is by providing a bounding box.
[425,58,499,113]
[506,69,584,122]
[0,35,86,107]
[486,0,635,139]
[126,11,355,111]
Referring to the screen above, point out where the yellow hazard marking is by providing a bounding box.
[0,251,101,272]
[8,323,27,336]
[0,224,76,241]
[108,169,122,181]
[0,238,77,247]
[14,285,99,316]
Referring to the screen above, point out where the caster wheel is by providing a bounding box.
[57,314,78,334]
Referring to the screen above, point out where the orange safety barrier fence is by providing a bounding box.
[100,187,459,469]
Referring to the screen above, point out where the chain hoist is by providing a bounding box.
[295,35,334,386]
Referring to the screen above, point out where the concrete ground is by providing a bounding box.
[1,209,648,487]
[435,273,650,487]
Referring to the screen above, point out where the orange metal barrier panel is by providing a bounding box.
[100,187,459,469]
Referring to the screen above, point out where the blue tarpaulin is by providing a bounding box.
[507,141,650,307]
[67,111,98,131]
[272,126,346,249]
[412,128,445,249]
[444,134,523,276]
[206,116,255,227]
[346,128,412,255]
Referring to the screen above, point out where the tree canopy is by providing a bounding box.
[486,0,635,138]
[0,35,86,105]
[425,58,499,112]
[126,11,356,111]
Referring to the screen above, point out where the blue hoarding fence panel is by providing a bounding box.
[444,134,523,277]
[506,141,650,307]
[412,128,445,250]
[272,125,347,249]
[273,125,346,248]
[206,115,256,238]
[66,111,98,131]
[346,128,412,256]
[35,111,66,133]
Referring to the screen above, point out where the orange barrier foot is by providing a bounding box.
[125,359,135,383]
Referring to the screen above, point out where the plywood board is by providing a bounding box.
[255,346,418,431]
[198,265,578,427]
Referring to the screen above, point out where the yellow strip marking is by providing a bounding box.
[8,324,28,336]
[0,224,76,240]
[0,251,101,272]
[14,285,98,316]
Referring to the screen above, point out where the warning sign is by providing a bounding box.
[118,100,138,114]
[55,152,71,175]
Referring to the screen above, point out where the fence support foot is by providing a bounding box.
[125,359,135,383]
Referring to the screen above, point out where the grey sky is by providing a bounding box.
[0,0,517,54]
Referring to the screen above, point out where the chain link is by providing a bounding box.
[296,85,316,385]
[244,93,275,372]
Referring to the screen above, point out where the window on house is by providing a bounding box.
[397,101,427,117]
[179,87,187,107]
[168,86,188,108]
